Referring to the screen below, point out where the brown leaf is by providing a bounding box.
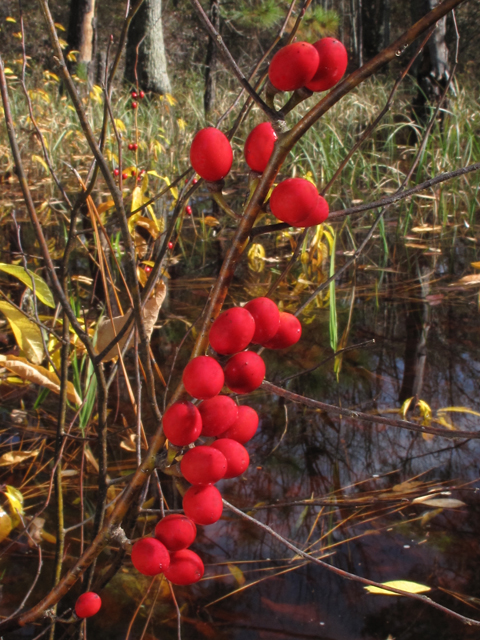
[450,274,480,286]
[0,449,39,466]
[95,282,166,361]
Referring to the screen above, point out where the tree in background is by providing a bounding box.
[125,0,171,94]
[67,0,96,82]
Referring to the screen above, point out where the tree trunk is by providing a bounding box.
[67,0,96,82]
[125,0,171,95]
[361,0,385,61]
[411,0,450,124]
[204,0,220,117]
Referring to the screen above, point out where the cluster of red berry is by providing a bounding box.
[131,89,145,109]
[127,296,301,586]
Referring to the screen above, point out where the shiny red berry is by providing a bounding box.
[131,538,170,576]
[190,128,233,182]
[163,401,202,446]
[192,177,198,185]
[183,484,223,525]
[263,312,302,349]
[131,101,138,109]
[244,297,280,344]
[182,356,224,400]
[122,172,128,180]
[128,143,134,151]
[244,122,277,173]
[155,514,197,551]
[219,405,259,443]
[113,168,120,176]
[209,307,256,355]
[168,241,174,250]
[224,351,265,395]
[181,445,227,485]
[186,205,192,215]
[210,439,249,479]
[270,178,319,226]
[269,42,319,92]
[131,91,138,98]
[75,592,102,618]
[164,549,204,585]
[198,395,238,437]
[298,195,329,227]
[305,38,348,93]
[144,264,153,274]
[139,90,145,99]
[133,142,138,151]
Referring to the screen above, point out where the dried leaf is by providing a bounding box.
[0,450,39,466]
[0,508,13,542]
[412,497,466,509]
[450,275,480,286]
[0,354,81,404]
[228,564,246,586]
[95,282,166,361]
[364,580,431,596]
[0,302,44,364]
[0,263,55,307]
[97,200,115,215]
[203,216,219,227]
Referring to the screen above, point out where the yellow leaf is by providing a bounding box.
[13,32,22,40]
[228,564,246,586]
[131,215,159,240]
[0,301,44,364]
[122,166,137,178]
[165,93,177,106]
[364,580,431,596]
[471,262,480,269]
[248,243,265,273]
[131,186,146,214]
[6,17,16,23]
[97,200,115,215]
[40,530,57,544]
[114,118,126,133]
[302,171,317,186]
[204,216,219,227]
[437,406,480,418]
[3,68,14,75]
[400,397,414,419]
[54,22,66,31]
[0,263,55,307]
[67,51,78,62]
[177,118,187,131]
[58,37,68,49]
[0,508,12,543]
[31,154,49,172]
[0,354,81,404]
[5,485,24,518]
[0,450,39,466]
[417,399,431,425]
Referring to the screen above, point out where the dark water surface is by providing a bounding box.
[1,218,480,640]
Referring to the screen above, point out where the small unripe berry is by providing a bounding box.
[181,445,227,485]
[131,91,138,98]
[297,195,329,227]
[162,401,202,446]
[219,405,259,443]
[209,307,255,355]
[211,439,249,479]
[113,168,120,176]
[131,537,170,576]
[263,312,302,349]
[244,122,277,173]
[190,128,233,182]
[198,395,238,437]
[183,484,223,525]
[139,90,145,99]
[269,42,319,92]
[164,549,204,585]
[131,101,138,109]
[305,38,348,93]
[182,356,224,400]
[75,592,101,618]
[155,514,197,551]
[244,297,280,344]
[270,178,319,226]
[224,351,265,395]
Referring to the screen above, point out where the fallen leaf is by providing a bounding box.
[0,301,45,364]
[0,263,55,307]
[450,274,480,286]
[0,449,39,466]
[412,497,466,509]
[364,580,431,596]
[0,354,81,404]
[95,281,166,361]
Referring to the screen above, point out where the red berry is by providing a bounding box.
[131,537,170,576]
[144,264,153,274]
[190,128,233,182]
[75,592,101,618]
[128,143,134,150]
[209,307,255,355]
[270,178,319,226]
[211,439,249,479]
[244,122,277,173]
[183,484,223,525]
[155,514,197,551]
[186,205,192,215]
[131,91,138,98]
[133,143,138,150]
[263,312,302,349]
[122,172,128,180]
[131,101,138,109]
[181,445,227,485]
[164,549,204,585]
[131,169,136,176]
[305,38,348,93]
[168,241,174,250]
[192,177,198,185]
[269,42,319,92]
[139,90,145,99]
[244,297,280,344]
[198,395,238,437]
[219,405,259,443]
[224,351,265,395]
[298,195,329,227]
[113,168,120,176]
[163,401,202,446]
[182,356,224,400]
